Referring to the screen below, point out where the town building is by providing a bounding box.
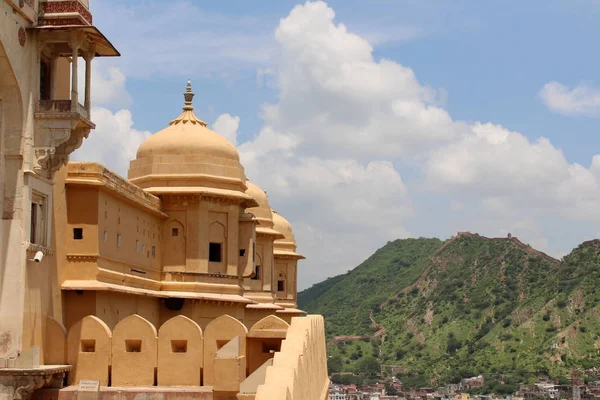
[0,1,328,399]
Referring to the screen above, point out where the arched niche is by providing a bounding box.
[111,314,157,386]
[203,314,247,386]
[67,315,112,385]
[157,315,203,386]
[247,315,289,375]
[164,219,185,269]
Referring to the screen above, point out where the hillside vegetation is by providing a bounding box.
[299,234,600,387]
[299,238,444,337]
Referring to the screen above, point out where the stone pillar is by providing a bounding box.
[69,37,80,112]
[36,41,45,100]
[83,47,94,118]
[50,54,58,100]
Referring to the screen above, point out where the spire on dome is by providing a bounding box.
[183,79,194,111]
[169,79,207,127]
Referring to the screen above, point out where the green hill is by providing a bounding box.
[299,237,444,337]
[299,233,600,388]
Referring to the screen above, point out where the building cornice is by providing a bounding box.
[66,162,167,218]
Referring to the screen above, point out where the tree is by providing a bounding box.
[328,356,343,375]
[357,356,381,379]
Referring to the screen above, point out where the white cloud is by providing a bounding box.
[72,65,149,177]
[71,108,150,178]
[425,122,600,222]
[539,81,600,116]
[212,113,240,146]
[90,1,274,79]
[78,64,131,109]
[264,1,458,162]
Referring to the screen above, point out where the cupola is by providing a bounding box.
[272,210,305,259]
[128,81,255,206]
[245,181,285,238]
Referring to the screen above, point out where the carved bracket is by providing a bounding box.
[34,147,55,174]
[34,126,91,177]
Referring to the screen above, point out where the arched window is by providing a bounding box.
[208,220,226,273]
[277,272,286,293]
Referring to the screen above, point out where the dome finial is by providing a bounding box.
[183,79,194,111]
[169,79,207,126]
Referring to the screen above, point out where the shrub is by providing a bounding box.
[543,313,551,321]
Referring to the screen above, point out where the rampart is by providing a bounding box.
[455,231,560,263]
[255,315,329,400]
[44,313,328,399]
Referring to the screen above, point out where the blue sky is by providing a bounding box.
[74,0,600,289]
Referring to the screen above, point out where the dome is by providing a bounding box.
[128,81,254,206]
[245,181,285,238]
[272,210,304,259]
[245,181,272,226]
[136,114,239,162]
[272,211,295,244]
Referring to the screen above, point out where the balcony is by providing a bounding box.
[38,0,93,27]
[34,99,94,177]
[37,99,90,120]
[32,18,119,178]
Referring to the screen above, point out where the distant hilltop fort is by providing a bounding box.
[454,231,560,263]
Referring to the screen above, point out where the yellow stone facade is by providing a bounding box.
[0,1,328,399]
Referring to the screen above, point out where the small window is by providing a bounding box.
[103,231,108,243]
[142,244,145,254]
[73,228,83,240]
[125,340,141,353]
[136,240,140,252]
[251,265,261,280]
[81,339,96,353]
[104,211,107,219]
[172,228,179,237]
[117,234,121,247]
[209,242,222,262]
[171,340,187,353]
[239,249,246,257]
[152,246,156,259]
[261,341,280,354]
[118,217,121,225]
[277,280,285,292]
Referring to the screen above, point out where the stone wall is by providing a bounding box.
[63,313,289,390]
[254,315,329,400]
